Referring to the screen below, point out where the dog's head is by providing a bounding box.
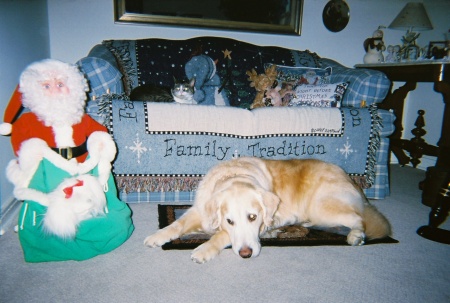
[205,176,280,259]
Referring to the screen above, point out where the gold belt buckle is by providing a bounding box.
[67,147,73,160]
[58,146,73,160]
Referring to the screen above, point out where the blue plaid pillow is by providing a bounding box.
[320,58,390,107]
[77,57,123,99]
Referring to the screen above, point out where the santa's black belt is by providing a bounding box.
[51,141,87,160]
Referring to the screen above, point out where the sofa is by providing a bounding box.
[76,36,395,201]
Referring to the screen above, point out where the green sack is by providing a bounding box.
[17,158,134,263]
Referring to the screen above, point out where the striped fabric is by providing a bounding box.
[119,191,195,204]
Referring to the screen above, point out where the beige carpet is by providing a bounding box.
[0,164,449,303]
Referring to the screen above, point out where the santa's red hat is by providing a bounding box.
[0,85,23,136]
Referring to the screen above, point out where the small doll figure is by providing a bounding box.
[393,45,401,62]
[385,45,401,63]
[363,29,386,64]
[385,45,395,63]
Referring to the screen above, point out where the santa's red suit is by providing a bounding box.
[11,111,106,162]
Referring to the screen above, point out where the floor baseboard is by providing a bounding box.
[0,198,21,236]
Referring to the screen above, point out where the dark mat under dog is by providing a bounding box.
[157,205,399,250]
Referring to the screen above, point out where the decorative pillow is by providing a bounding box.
[288,82,349,108]
[76,56,123,100]
[270,64,332,86]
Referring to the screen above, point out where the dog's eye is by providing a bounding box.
[248,214,257,222]
[226,218,234,226]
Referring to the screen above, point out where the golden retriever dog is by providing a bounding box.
[144,157,391,263]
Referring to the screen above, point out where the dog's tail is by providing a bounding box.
[363,204,392,239]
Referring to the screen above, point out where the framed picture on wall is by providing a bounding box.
[115,0,304,35]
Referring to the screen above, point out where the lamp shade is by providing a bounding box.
[388,2,433,31]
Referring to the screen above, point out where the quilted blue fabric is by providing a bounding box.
[108,100,394,200]
[102,37,322,109]
[76,37,396,199]
[78,37,390,109]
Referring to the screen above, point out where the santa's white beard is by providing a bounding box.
[19,59,88,128]
[27,92,85,127]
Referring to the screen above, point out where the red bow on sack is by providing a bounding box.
[63,179,84,199]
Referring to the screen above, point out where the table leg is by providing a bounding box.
[433,81,450,168]
[420,81,450,207]
[379,81,417,165]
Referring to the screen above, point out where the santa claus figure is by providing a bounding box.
[1,59,133,263]
[1,59,107,162]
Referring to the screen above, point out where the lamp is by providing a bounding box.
[388,2,433,60]
[389,2,433,32]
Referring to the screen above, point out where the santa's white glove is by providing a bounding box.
[78,131,116,187]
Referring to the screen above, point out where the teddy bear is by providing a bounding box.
[184,54,229,106]
[0,59,133,262]
[246,64,295,109]
[246,64,279,109]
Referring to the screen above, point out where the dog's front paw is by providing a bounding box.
[347,230,366,246]
[143,232,170,248]
[191,243,220,264]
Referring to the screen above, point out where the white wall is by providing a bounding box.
[0,0,50,220]
[47,1,449,66]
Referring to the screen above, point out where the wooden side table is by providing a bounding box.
[355,62,450,205]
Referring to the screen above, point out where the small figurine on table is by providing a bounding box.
[393,45,402,62]
[385,45,395,63]
[363,28,386,64]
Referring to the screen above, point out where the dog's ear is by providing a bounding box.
[258,189,280,226]
[204,177,236,230]
[204,191,223,230]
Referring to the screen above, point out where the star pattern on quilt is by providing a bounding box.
[222,49,232,59]
[125,133,149,164]
[338,137,355,159]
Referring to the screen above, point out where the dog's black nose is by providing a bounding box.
[239,247,253,258]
